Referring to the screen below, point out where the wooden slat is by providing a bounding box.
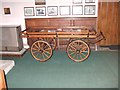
[26,32,56,35]
[58,35,96,38]
[28,35,56,38]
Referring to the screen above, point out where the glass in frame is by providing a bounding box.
[72,5,83,15]
[36,7,46,16]
[84,5,95,15]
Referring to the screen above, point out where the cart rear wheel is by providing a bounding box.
[39,38,56,50]
[67,40,90,62]
[31,40,53,62]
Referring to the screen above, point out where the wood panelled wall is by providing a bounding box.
[25,18,96,28]
[97,2,119,45]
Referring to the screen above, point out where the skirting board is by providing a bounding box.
[0,48,26,56]
[0,60,15,75]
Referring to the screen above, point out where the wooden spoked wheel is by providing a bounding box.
[39,38,56,50]
[67,40,90,62]
[31,40,53,62]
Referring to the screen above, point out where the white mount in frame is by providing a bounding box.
[60,6,70,16]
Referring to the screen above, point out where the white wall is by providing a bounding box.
[1,2,34,30]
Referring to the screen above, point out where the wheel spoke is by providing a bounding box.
[37,42,41,48]
[76,53,79,60]
[79,54,83,60]
[32,50,39,54]
[42,53,45,60]
[73,53,77,59]
[45,48,51,51]
[70,44,76,50]
[81,52,86,57]
[81,47,87,53]
[35,53,39,58]
[44,44,49,49]
[43,52,49,58]
[32,47,38,51]
[43,50,51,55]
[34,44,39,49]
[69,51,76,56]
[68,48,75,52]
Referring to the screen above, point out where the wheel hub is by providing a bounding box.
[39,49,43,54]
[76,50,80,54]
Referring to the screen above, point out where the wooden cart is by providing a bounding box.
[20,26,105,62]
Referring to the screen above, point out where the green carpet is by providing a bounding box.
[2,50,118,88]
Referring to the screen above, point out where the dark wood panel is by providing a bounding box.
[25,18,97,28]
[97,2,119,45]
[25,18,49,28]
[49,18,71,27]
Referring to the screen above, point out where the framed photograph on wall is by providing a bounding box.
[36,7,46,16]
[72,5,83,15]
[35,0,46,5]
[24,7,34,16]
[4,8,11,14]
[85,0,95,3]
[73,0,82,4]
[84,5,95,15]
[60,6,70,15]
[47,6,58,16]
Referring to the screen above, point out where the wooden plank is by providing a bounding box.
[98,2,108,45]
[58,35,96,38]
[107,2,113,45]
[0,69,7,90]
[28,35,56,38]
[26,32,56,35]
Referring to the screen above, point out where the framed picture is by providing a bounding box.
[47,6,58,16]
[85,0,95,3]
[36,7,46,16]
[4,8,11,14]
[35,0,46,5]
[84,5,95,15]
[24,7,34,16]
[60,6,70,15]
[73,0,82,4]
[72,5,83,15]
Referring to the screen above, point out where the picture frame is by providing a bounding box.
[85,0,95,3]
[35,0,46,5]
[36,7,46,16]
[60,6,70,16]
[47,6,58,16]
[84,5,95,15]
[73,0,82,4]
[72,5,83,15]
[4,8,11,14]
[24,7,34,16]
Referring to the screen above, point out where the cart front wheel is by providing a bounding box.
[67,40,90,62]
[31,40,53,62]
